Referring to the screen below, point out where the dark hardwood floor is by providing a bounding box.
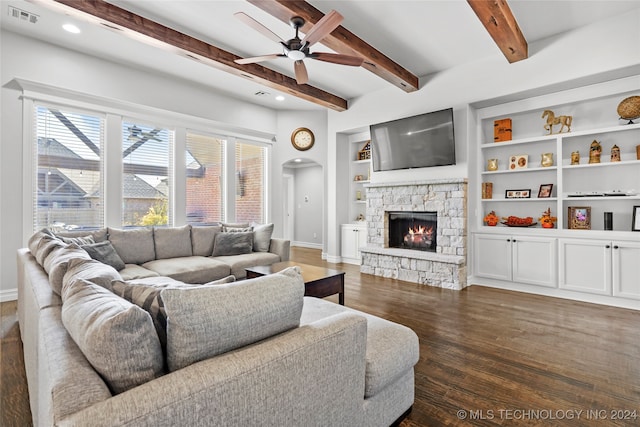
[2,247,640,426]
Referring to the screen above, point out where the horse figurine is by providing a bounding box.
[542,110,572,134]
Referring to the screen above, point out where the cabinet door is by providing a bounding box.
[612,241,640,299]
[356,226,367,258]
[473,234,511,281]
[341,225,357,260]
[512,237,557,288]
[559,239,611,295]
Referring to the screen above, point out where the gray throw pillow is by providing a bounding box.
[60,235,95,245]
[222,222,250,230]
[153,225,193,259]
[27,228,54,254]
[162,266,305,372]
[61,279,164,394]
[62,258,122,294]
[82,241,126,271]
[44,244,92,295]
[211,232,253,256]
[251,223,274,252]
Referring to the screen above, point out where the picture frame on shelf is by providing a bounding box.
[509,154,528,170]
[505,189,531,199]
[538,184,553,198]
[568,206,591,230]
[632,206,640,231]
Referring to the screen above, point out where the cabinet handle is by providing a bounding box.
[512,239,516,242]
[613,245,619,249]
[506,239,511,242]
[605,245,611,249]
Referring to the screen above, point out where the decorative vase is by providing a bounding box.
[570,151,580,165]
[541,153,554,167]
[636,145,640,160]
[610,145,620,162]
[487,159,498,171]
[589,140,602,164]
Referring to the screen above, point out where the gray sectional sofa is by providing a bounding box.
[17,225,419,426]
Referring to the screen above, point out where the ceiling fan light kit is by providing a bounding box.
[234,10,364,85]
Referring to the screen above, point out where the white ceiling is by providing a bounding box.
[2,0,640,111]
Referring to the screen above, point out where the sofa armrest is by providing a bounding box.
[268,238,290,261]
[59,312,367,427]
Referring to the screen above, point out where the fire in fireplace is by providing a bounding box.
[387,211,437,252]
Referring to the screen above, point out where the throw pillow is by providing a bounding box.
[61,279,164,394]
[211,232,253,256]
[251,223,274,252]
[224,226,253,233]
[60,235,95,245]
[221,222,250,231]
[191,225,222,256]
[27,228,54,254]
[81,241,126,271]
[35,235,66,266]
[161,266,305,372]
[153,225,193,259]
[107,227,155,265]
[62,258,122,294]
[44,244,92,296]
[203,275,236,286]
[56,228,108,243]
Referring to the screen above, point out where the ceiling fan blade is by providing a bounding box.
[300,10,343,48]
[310,52,364,67]
[234,12,284,43]
[234,54,284,64]
[294,60,308,84]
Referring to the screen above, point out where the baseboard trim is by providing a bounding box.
[291,241,323,250]
[0,288,18,302]
[325,255,342,264]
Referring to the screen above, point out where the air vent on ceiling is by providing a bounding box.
[8,6,39,24]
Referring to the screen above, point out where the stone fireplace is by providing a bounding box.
[360,179,467,290]
[387,211,437,252]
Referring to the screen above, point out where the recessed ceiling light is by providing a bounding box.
[63,23,80,34]
[275,95,285,102]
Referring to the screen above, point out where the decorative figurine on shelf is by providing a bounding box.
[570,151,580,165]
[589,140,602,164]
[487,158,498,171]
[617,95,640,124]
[611,144,621,162]
[483,210,499,226]
[541,152,554,167]
[356,213,365,222]
[542,109,573,134]
[538,207,557,229]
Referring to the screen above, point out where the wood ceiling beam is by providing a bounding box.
[247,0,419,93]
[31,0,349,111]
[467,0,528,63]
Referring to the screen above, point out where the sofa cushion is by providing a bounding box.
[62,279,164,394]
[59,235,95,245]
[191,225,222,256]
[27,228,55,254]
[214,252,280,279]
[251,222,274,252]
[154,225,193,259]
[221,222,250,230]
[142,256,230,284]
[81,241,126,271]
[300,297,420,398]
[119,264,160,280]
[62,258,121,293]
[212,231,253,256]
[203,274,236,286]
[44,244,92,295]
[108,227,155,264]
[35,235,66,266]
[56,228,108,243]
[162,266,305,372]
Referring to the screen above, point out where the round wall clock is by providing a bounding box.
[291,127,315,151]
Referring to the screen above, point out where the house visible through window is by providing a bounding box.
[122,121,173,227]
[186,132,225,225]
[235,140,267,224]
[34,105,104,231]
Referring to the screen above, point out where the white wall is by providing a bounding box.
[0,31,279,299]
[324,10,640,260]
[291,164,324,248]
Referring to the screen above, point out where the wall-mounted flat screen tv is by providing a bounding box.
[369,108,455,172]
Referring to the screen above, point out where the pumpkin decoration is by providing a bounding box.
[484,210,499,226]
[538,207,557,229]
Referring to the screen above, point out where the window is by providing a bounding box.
[34,105,104,231]
[235,140,267,224]
[122,121,173,227]
[185,132,225,224]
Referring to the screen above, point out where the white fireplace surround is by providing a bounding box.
[360,178,467,290]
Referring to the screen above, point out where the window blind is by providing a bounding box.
[235,140,267,224]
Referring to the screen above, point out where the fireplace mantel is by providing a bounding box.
[361,178,467,290]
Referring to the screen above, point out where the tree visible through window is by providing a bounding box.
[34,106,104,231]
[122,122,173,227]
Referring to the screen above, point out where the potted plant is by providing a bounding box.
[483,210,499,226]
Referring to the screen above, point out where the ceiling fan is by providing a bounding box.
[234,10,364,85]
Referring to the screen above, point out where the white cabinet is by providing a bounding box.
[341,223,367,265]
[560,238,640,298]
[474,234,557,288]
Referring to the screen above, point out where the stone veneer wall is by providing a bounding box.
[360,179,468,290]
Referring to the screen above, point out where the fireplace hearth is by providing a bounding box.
[388,211,437,252]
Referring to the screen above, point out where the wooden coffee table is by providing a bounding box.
[245,261,345,305]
